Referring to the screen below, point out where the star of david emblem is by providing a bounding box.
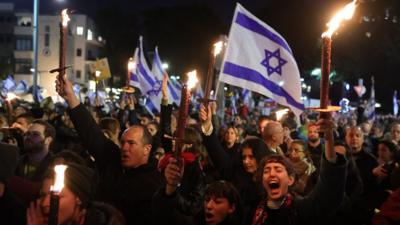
[147,79,162,96]
[260,48,287,76]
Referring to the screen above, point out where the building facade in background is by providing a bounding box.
[2,3,105,97]
[0,3,15,77]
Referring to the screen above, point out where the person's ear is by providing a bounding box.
[143,144,152,156]
[288,175,295,186]
[44,136,53,146]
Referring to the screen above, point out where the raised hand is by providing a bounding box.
[199,104,212,133]
[316,117,337,163]
[162,72,169,101]
[27,199,45,225]
[164,157,184,195]
[55,74,79,109]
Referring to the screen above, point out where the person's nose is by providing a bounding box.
[205,200,214,210]
[269,168,277,177]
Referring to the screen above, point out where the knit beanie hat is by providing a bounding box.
[64,163,97,208]
[0,143,19,182]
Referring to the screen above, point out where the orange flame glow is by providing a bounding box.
[50,165,67,193]
[187,70,198,89]
[322,0,358,38]
[61,9,70,27]
[213,41,223,57]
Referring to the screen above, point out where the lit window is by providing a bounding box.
[87,29,93,40]
[76,26,84,35]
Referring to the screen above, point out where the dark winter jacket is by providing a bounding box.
[69,103,164,225]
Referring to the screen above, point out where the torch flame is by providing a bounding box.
[322,0,358,38]
[50,165,67,193]
[187,70,198,89]
[6,93,18,101]
[128,57,136,70]
[213,41,223,57]
[61,9,70,27]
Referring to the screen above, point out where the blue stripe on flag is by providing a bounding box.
[155,57,164,74]
[235,12,292,55]
[130,72,139,82]
[223,62,304,110]
[146,98,159,114]
[138,63,156,86]
[167,83,179,100]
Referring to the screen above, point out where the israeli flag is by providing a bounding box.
[2,75,16,91]
[170,78,182,90]
[219,3,304,117]
[14,80,29,94]
[129,48,140,89]
[151,47,181,105]
[137,37,160,115]
[241,88,252,107]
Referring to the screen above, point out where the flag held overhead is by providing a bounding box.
[219,3,304,118]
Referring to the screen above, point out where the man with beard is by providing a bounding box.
[8,120,55,205]
[307,122,324,171]
[15,120,55,181]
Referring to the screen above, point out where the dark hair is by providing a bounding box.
[32,119,56,139]
[147,121,159,131]
[204,180,243,225]
[379,140,399,155]
[282,117,298,130]
[53,150,87,166]
[239,137,269,164]
[15,113,34,124]
[99,117,120,136]
[255,155,294,183]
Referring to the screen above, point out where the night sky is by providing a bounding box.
[4,0,400,112]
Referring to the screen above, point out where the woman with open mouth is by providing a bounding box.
[251,117,348,225]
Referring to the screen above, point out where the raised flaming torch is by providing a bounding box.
[198,41,224,108]
[174,70,198,160]
[122,57,136,94]
[317,0,358,118]
[50,9,71,96]
[49,165,67,225]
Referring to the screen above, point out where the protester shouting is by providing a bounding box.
[55,74,164,225]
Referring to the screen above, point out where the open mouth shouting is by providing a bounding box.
[205,212,215,224]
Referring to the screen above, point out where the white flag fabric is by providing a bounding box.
[137,37,161,115]
[219,3,304,117]
[152,47,181,105]
[129,48,140,89]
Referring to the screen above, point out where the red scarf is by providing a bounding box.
[157,152,197,171]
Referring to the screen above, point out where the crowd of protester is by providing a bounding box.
[0,73,399,225]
